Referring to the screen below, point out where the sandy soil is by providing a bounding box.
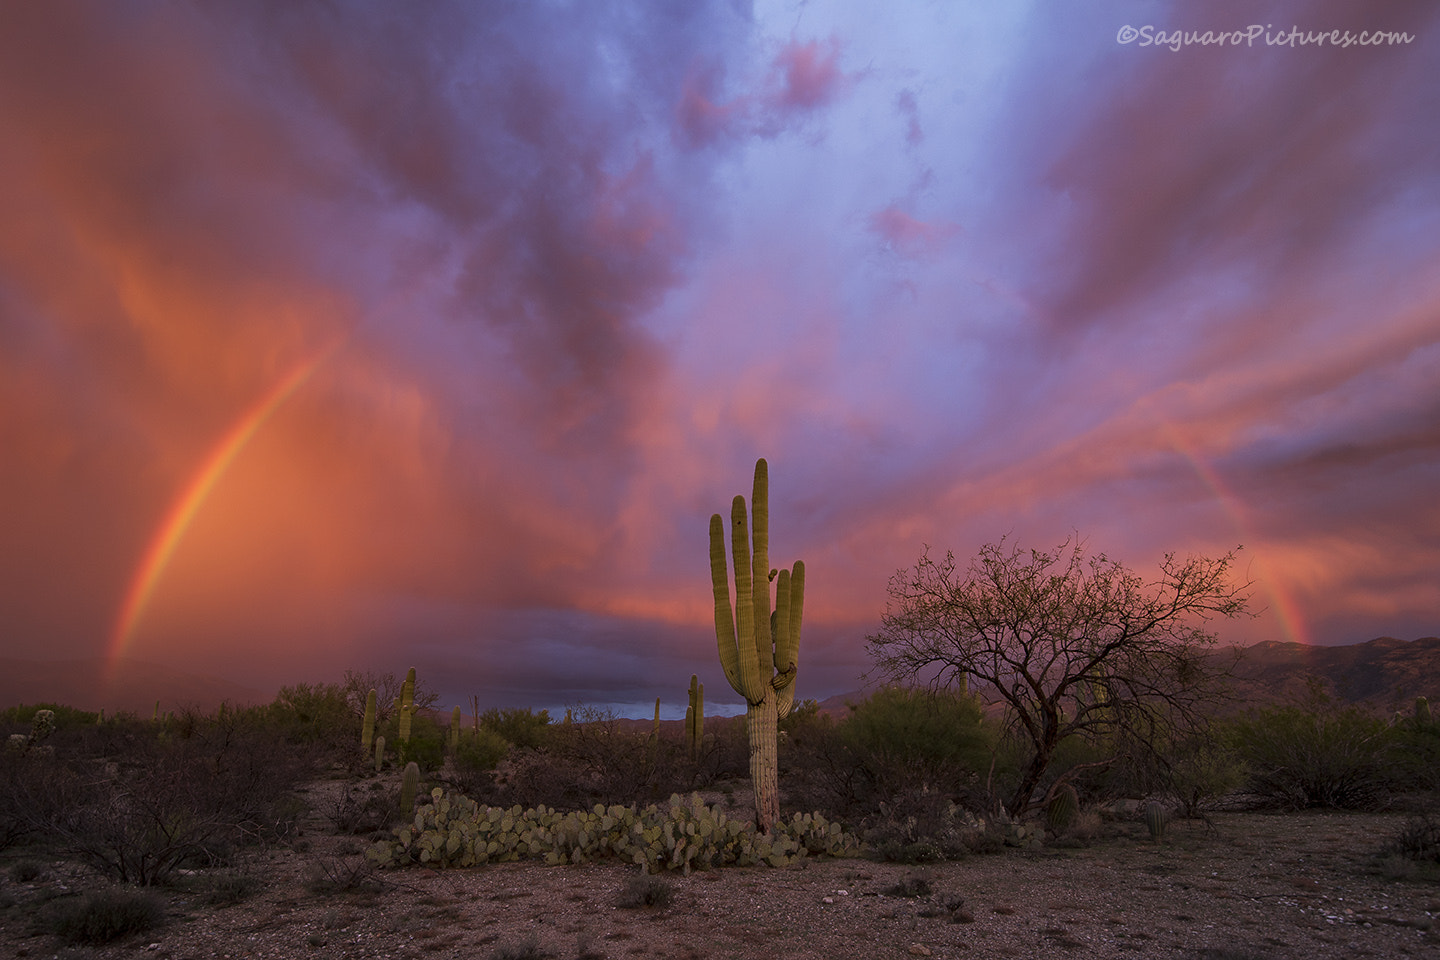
[2,783,1437,960]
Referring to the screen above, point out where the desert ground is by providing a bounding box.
[2,771,1437,960]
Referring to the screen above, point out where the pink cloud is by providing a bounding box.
[868,206,961,259]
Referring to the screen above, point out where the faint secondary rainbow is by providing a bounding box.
[1157,421,1309,648]
[109,342,342,670]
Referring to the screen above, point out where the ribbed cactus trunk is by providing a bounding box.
[709,458,804,834]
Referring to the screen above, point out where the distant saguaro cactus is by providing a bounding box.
[709,458,805,833]
[361,689,377,753]
[450,706,462,752]
[685,674,704,759]
[399,668,416,744]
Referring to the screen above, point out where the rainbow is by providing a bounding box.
[1158,421,1308,647]
[108,342,341,671]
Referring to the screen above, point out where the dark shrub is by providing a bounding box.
[43,888,164,944]
[1228,689,1396,810]
[479,707,553,751]
[616,873,674,908]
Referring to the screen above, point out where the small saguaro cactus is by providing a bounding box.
[400,761,421,816]
[653,698,662,741]
[709,457,805,833]
[450,706,462,753]
[685,674,704,759]
[361,689,377,753]
[374,734,386,772]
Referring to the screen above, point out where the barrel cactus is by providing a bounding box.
[1144,801,1168,842]
[1045,783,1079,834]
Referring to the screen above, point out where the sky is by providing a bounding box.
[1,0,1437,718]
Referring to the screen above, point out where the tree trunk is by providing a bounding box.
[1007,746,1052,816]
[746,687,780,833]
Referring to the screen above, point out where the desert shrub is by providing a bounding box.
[479,707,553,751]
[2,709,314,884]
[394,713,446,771]
[480,709,691,810]
[1384,809,1440,864]
[190,870,262,906]
[863,794,999,863]
[782,687,998,823]
[324,782,401,835]
[1161,727,1247,817]
[884,873,933,897]
[1227,692,1396,810]
[845,686,994,778]
[491,935,549,960]
[616,873,674,908]
[0,702,100,731]
[42,888,164,944]
[9,859,44,881]
[269,682,357,747]
[455,727,510,772]
[1389,712,1440,794]
[305,856,382,895]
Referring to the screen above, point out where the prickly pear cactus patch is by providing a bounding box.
[367,790,860,874]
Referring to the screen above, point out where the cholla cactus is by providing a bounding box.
[29,709,55,744]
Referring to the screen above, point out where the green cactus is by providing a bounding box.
[653,697,661,741]
[361,689,377,753]
[29,709,56,744]
[1417,696,1432,726]
[374,734,386,772]
[400,761,421,816]
[399,668,416,743]
[563,707,573,725]
[710,458,805,833]
[1144,801,1168,842]
[450,706,462,752]
[686,675,704,759]
[1046,783,1079,834]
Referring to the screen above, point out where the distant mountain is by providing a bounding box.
[0,658,272,716]
[808,637,1440,718]
[1225,636,1440,713]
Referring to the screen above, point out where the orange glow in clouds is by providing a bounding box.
[109,341,343,672]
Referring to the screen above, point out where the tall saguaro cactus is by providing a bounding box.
[709,458,805,833]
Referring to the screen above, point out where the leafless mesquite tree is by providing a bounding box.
[341,670,439,724]
[866,537,1252,816]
